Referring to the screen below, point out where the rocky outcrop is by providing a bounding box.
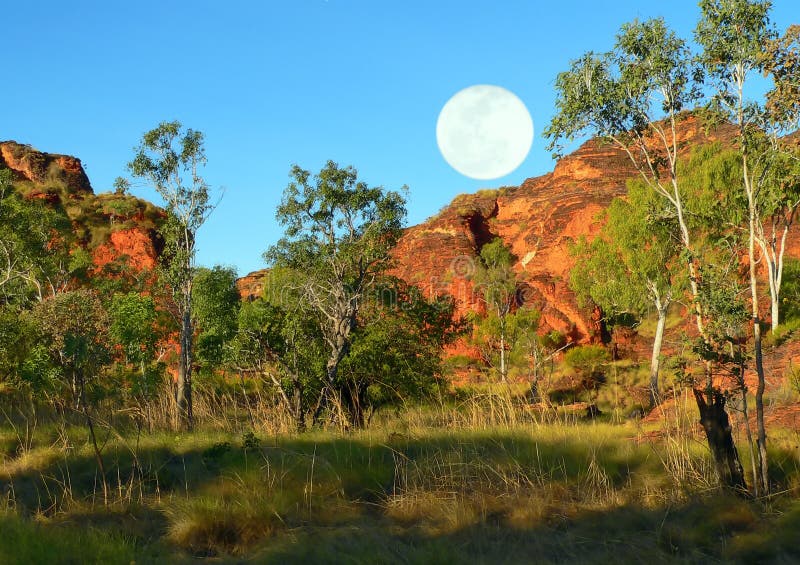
[237,268,270,301]
[1,141,163,275]
[390,116,745,344]
[92,228,162,272]
[0,140,92,195]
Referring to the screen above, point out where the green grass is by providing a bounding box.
[2,409,800,563]
[0,510,146,564]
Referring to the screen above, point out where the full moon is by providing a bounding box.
[436,85,534,180]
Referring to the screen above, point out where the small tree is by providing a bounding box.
[109,292,161,399]
[127,121,216,430]
[30,290,112,502]
[264,161,406,428]
[472,238,519,383]
[229,268,325,432]
[571,180,681,408]
[338,280,462,427]
[192,266,240,376]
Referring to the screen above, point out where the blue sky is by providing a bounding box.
[3,1,796,275]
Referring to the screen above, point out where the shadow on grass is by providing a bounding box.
[255,496,800,564]
[2,426,800,562]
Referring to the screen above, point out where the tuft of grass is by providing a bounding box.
[0,510,142,565]
[164,494,283,556]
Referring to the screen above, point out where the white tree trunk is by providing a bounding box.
[649,300,668,409]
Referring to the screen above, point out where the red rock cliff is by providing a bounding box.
[1,141,163,274]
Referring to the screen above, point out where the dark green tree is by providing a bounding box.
[109,292,162,401]
[192,266,240,375]
[264,161,406,428]
[229,268,325,431]
[338,280,462,427]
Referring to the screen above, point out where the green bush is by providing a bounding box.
[564,345,610,375]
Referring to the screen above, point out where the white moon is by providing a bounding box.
[436,85,534,180]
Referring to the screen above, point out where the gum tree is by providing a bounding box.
[127,121,216,430]
[545,18,746,489]
[472,238,519,383]
[571,180,680,408]
[695,0,800,493]
[264,161,406,428]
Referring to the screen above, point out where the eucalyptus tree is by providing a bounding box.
[472,238,520,383]
[127,121,216,430]
[545,18,747,488]
[694,0,798,493]
[264,161,406,428]
[754,23,800,332]
[571,180,680,408]
[544,18,710,346]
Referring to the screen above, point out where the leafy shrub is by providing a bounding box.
[564,344,610,375]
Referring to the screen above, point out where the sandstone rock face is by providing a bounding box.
[389,116,754,344]
[92,228,161,272]
[0,140,92,195]
[390,137,639,343]
[237,268,270,302]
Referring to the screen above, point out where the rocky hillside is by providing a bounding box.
[0,140,163,274]
[388,116,766,344]
[236,115,800,386]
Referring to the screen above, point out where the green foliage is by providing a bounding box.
[229,268,326,427]
[570,176,681,346]
[474,238,517,315]
[263,161,409,427]
[0,305,37,390]
[109,292,163,398]
[779,259,800,322]
[192,266,240,373]
[0,167,74,304]
[266,160,407,280]
[544,18,698,157]
[564,345,611,376]
[340,281,463,416]
[28,290,111,405]
[470,238,539,382]
[127,120,213,309]
[695,0,775,110]
[540,330,567,351]
[678,143,745,232]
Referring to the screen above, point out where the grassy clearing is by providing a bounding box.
[2,400,800,563]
